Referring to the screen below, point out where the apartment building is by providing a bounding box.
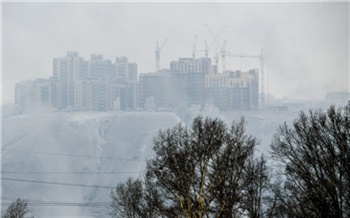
[16,51,137,111]
[15,52,259,112]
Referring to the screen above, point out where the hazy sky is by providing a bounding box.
[2,2,349,104]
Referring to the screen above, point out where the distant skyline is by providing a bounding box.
[2,2,349,104]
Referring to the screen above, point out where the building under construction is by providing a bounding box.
[15,49,260,111]
[139,56,259,111]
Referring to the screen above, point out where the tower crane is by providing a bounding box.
[227,48,266,108]
[214,48,219,67]
[205,23,227,73]
[155,39,167,72]
[203,40,208,57]
[192,34,198,60]
[194,40,209,58]
[192,35,210,59]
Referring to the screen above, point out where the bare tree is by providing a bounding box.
[242,155,270,218]
[146,116,257,217]
[2,198,33,218]
[110,116,276,217]
[110,178,143,218]
[271,106,350,217]
[110,177,164,218]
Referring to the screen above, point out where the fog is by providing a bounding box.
[2,2,349,103]
[1,2,349,217]
[2,104,299,217]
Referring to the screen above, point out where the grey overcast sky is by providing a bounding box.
[2,2,349,104]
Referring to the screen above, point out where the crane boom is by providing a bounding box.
[160,38,167,50]
[205,23,226,50]
[205,23,228,72]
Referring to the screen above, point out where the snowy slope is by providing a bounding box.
[2,106,299,217]
[2,110,182,217]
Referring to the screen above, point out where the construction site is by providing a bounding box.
[15,24,268,112]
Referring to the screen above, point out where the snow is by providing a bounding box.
[1,105,299,217]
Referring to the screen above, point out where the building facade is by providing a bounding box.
[206,69,259,110]
[139,56,259,111]
[15,52,259,112]
[16,51,138,111]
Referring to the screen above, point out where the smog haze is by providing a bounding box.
[2,2,349,103]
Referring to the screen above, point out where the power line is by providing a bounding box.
[2,149,148,162]
[1,171,143,175]
[1,177,115,189]
[1,197,111,208]
[1,203,109,208]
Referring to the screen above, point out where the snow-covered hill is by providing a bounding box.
[2,110,182,217]
[2,106,299,217]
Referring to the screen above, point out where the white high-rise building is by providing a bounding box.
[15,79,50,109]
[52,51,87,109]
[115,56,138,83]
[88,54,112,80]
[15,51,137,111]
